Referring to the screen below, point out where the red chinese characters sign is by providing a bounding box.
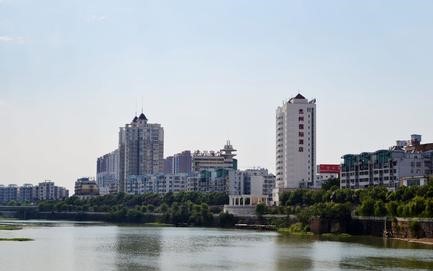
[319,164,340,174]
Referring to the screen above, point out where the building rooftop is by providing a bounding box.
[139,113,148,121]
[294,93,306,99]
[406,143,433,153]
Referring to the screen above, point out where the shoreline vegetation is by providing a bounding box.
[0,224,33,242]
[2,179,433,246]
[0,225,22,231]
[0,238,33,242]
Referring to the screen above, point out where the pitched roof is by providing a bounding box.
[139,113,148,121]
[294,93,306,99]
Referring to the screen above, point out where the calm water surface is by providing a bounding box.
[0,220,433,271]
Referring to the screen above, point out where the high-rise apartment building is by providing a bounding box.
[163,151,193,175]
[163,156,174,174]
[97,149,119,193]
[174,151,192,175]
[118,113,164,192]
[275,94,317,193]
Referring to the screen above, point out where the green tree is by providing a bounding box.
[374,200,387,217]
[357,197,375,216]
[407,196,426,217]
[386,201,398,217]
[322,178,340,191]
[255,203,267,217]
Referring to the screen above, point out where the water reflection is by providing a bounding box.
[114,227,163,271]
[1,221,433,271]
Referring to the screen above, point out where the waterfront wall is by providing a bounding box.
[309,217,347,234]
[347,216,433,238]
[390,218,433,238]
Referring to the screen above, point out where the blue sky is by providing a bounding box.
[1,0,433,190]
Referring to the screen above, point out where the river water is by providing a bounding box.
[0,220,432,271]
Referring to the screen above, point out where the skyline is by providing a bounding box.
[2,0,433,191]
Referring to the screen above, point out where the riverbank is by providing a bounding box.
[0,238,33,242]
[0,225,22,230]
[0,224,33,241]
[393,237,433,246]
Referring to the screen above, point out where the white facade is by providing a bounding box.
[192,141,237,172]
[400,176,430,187]
[236,168,275,202]
[119,113,164,192]
[125,169,238,195]
[37,181,68,200]
[126,174,195,195]
[0,182,68,203]
[341,150,433,189]
[315,173,339,188]
[38,181,55,200]
[97,149,119,193]
[276,94,317,192]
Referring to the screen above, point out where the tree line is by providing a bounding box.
[272,178,433,222]
[36,191,236,227]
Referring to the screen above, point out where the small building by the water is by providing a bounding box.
[223,195,268,216]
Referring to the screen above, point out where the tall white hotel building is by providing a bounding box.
[274,94,316,202]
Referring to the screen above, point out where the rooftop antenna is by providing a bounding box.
[135,98,138,116]
[141,96,144,114]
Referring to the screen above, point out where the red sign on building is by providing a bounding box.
[319,164,341,174]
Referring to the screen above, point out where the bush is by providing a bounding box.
[219,212,236,228]
[255,203,267,217]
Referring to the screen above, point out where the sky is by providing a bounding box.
[1,0,433,191]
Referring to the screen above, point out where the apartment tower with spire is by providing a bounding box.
[118,113,164,192]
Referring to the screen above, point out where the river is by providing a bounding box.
[0,220,432,271]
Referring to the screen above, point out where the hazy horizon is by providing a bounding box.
[1,0,433,191]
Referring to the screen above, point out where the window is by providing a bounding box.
[299,139,304,145]
[299,124,304,129]
[299,132,304,137]
[299,109,304,114]
[299,116,304,121]
[299,147,304,152]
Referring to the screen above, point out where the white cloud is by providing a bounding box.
[0,36,26,44]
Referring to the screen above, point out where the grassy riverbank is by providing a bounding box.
[0,238,33,242]
[0,223,32,241]
[278,223,314,236]
[0,224,22,230]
